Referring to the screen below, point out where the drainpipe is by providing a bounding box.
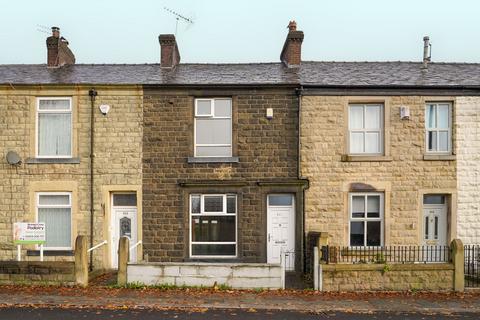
[295,86,307,272]
[88,89,97,271]
[295,86,304,179]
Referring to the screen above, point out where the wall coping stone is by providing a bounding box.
[129,262,281,268]
[322,263,454,272]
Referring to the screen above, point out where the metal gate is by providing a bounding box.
[465,245,480,288]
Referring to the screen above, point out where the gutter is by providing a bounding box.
[88,89,97,271]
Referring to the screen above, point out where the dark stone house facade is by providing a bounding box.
[143,86,307,263]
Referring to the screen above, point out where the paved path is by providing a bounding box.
[0,286,479,315]
[0,307,478,319]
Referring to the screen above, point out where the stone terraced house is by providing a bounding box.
[300,63,480,249]
[0,23,480,280]
[0,28,144,270]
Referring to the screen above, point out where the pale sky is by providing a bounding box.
[1,0,479,64]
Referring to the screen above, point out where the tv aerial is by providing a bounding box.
[163,6,194,35]
[36,24,51,35]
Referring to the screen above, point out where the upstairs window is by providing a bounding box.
[348,104,383,155]
[36,98,72,158]
[194,98,232,157]
[425,103,452,153]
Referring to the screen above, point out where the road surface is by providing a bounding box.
[0,307,477,319]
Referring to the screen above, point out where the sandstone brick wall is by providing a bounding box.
[143,88,300,262]
[455,97,480,244]
[0,87,142,269]
[301,96,456,246]
[0,261,75,285]
[322,264,454,291]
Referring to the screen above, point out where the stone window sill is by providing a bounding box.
[341,155,393,162]
[27,250,74,257]
[187,157,239,164]
[423,154,456,161]
[26,157,80,164]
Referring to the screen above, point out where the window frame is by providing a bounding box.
[35,192,73,250]
[425,102,452,154]
[348,192,384,247]
[189,193,237,258]
[348,104,384,155]
[193,98,232,158]
[35,97,73,159]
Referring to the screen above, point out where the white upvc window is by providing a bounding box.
[425,103,452,153]
[349,193,384,247]
[348,104,384,155]
[190,194,237,258]
[194,98,232,157]
[36,97,72,158]
[36,192,72,250]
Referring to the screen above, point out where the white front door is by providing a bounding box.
[267,194,295,270]
[111,194,138,268]
[423,206,447,247]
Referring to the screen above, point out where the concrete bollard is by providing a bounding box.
[74,235,88,287]
[451,239,464,292]
[117,237,130,286]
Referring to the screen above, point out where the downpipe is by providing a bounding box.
[88,89,97,271]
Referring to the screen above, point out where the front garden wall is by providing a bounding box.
[321,263,454,291]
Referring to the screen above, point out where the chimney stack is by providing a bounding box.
[280,21,304,68]
[159,34,181,69]
[46,27,75,68]
[422,36,431,69]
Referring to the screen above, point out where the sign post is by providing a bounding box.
[13,223,46,261]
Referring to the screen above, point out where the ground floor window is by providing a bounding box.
[349,193,383,247]
[36,192,72,249]
[190,194,237,257]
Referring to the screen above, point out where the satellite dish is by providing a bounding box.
[6,151,22,165]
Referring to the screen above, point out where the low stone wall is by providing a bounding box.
[127,262,283,289]
[321,263,455,291]
[0,261,76,286]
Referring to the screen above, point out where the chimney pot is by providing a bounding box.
[288,21,297,31]
[159,34,181,69]
[51,26,60,38]
[422,35,431,69]
[280,20,304,68]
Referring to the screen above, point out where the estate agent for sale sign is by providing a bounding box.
[13,222,46,245]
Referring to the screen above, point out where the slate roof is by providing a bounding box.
[0,61,480,87]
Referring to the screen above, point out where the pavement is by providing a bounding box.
[0,285,479,316]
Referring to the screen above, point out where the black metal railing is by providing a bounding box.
[465,245,480,288]
[321,245,451,264]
